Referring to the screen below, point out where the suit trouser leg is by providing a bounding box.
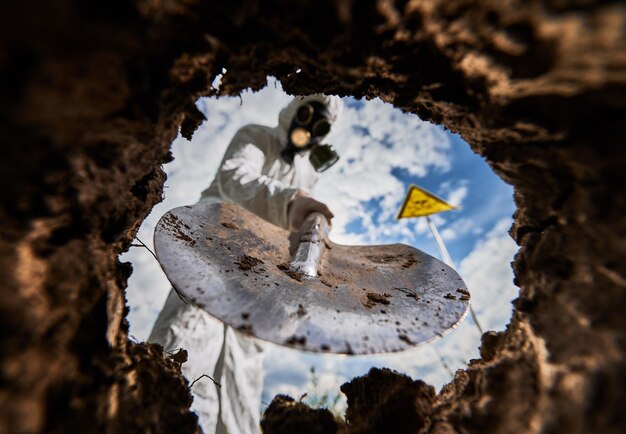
[149,289,265,434]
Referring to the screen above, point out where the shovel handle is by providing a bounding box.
[289,212,330,278]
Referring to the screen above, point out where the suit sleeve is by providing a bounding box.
[213,136,298,229]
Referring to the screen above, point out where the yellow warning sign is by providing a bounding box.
[397,184,457,219]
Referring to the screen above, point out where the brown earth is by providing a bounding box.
[1,0,625,433]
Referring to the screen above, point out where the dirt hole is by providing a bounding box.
[120,76,519,416]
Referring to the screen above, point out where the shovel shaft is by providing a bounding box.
[289,212,330,278]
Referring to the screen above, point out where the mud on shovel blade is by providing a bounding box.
[154,203,470,354]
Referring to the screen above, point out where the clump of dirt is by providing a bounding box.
[235,254,264,270]
[221,222,240,230]
[176,231,195,246]
[363,292,391,308]
[164,213,196,246]
[261,395,342,434]
[320,279,333,287]
[393,287,419,300]
[366,254,398,264]
[285,335,306,346]
[296,304,307,317]
[456,288,470,301]
[263,368,436,434]
[398,335,415,345]
[277,263,304,282]
[400,255,418,269]
[118,343,201,433]
[167,348,189,365]
[237,324,253,334]
[341,368,435,433]
[366,253,418,269]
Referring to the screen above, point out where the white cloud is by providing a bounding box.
[458,218,519,326]
[446,184,468,207]
[123,248,171,340]
[440,217,476,241]
[314,98,454,247]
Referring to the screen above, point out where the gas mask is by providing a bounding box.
[282,101,340,172]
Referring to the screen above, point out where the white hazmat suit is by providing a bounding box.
[149,94,343,434]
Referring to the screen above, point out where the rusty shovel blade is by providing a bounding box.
[153,203,470,354]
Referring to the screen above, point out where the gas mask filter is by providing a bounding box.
[309,144,339,172]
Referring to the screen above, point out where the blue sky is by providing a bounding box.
[120,77,519,414]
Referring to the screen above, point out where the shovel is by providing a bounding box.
[154,202,469,354]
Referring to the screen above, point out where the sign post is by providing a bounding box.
[397,184,484,335]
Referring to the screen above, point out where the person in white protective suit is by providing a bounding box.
[149,94,344,434]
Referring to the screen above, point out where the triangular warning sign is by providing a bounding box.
[397,184,457,219]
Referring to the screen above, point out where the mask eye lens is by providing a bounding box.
[290,128,311,148]
[312,119,331,137]
[295,104,314,125]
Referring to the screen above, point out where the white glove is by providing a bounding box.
[287,192,334,232]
